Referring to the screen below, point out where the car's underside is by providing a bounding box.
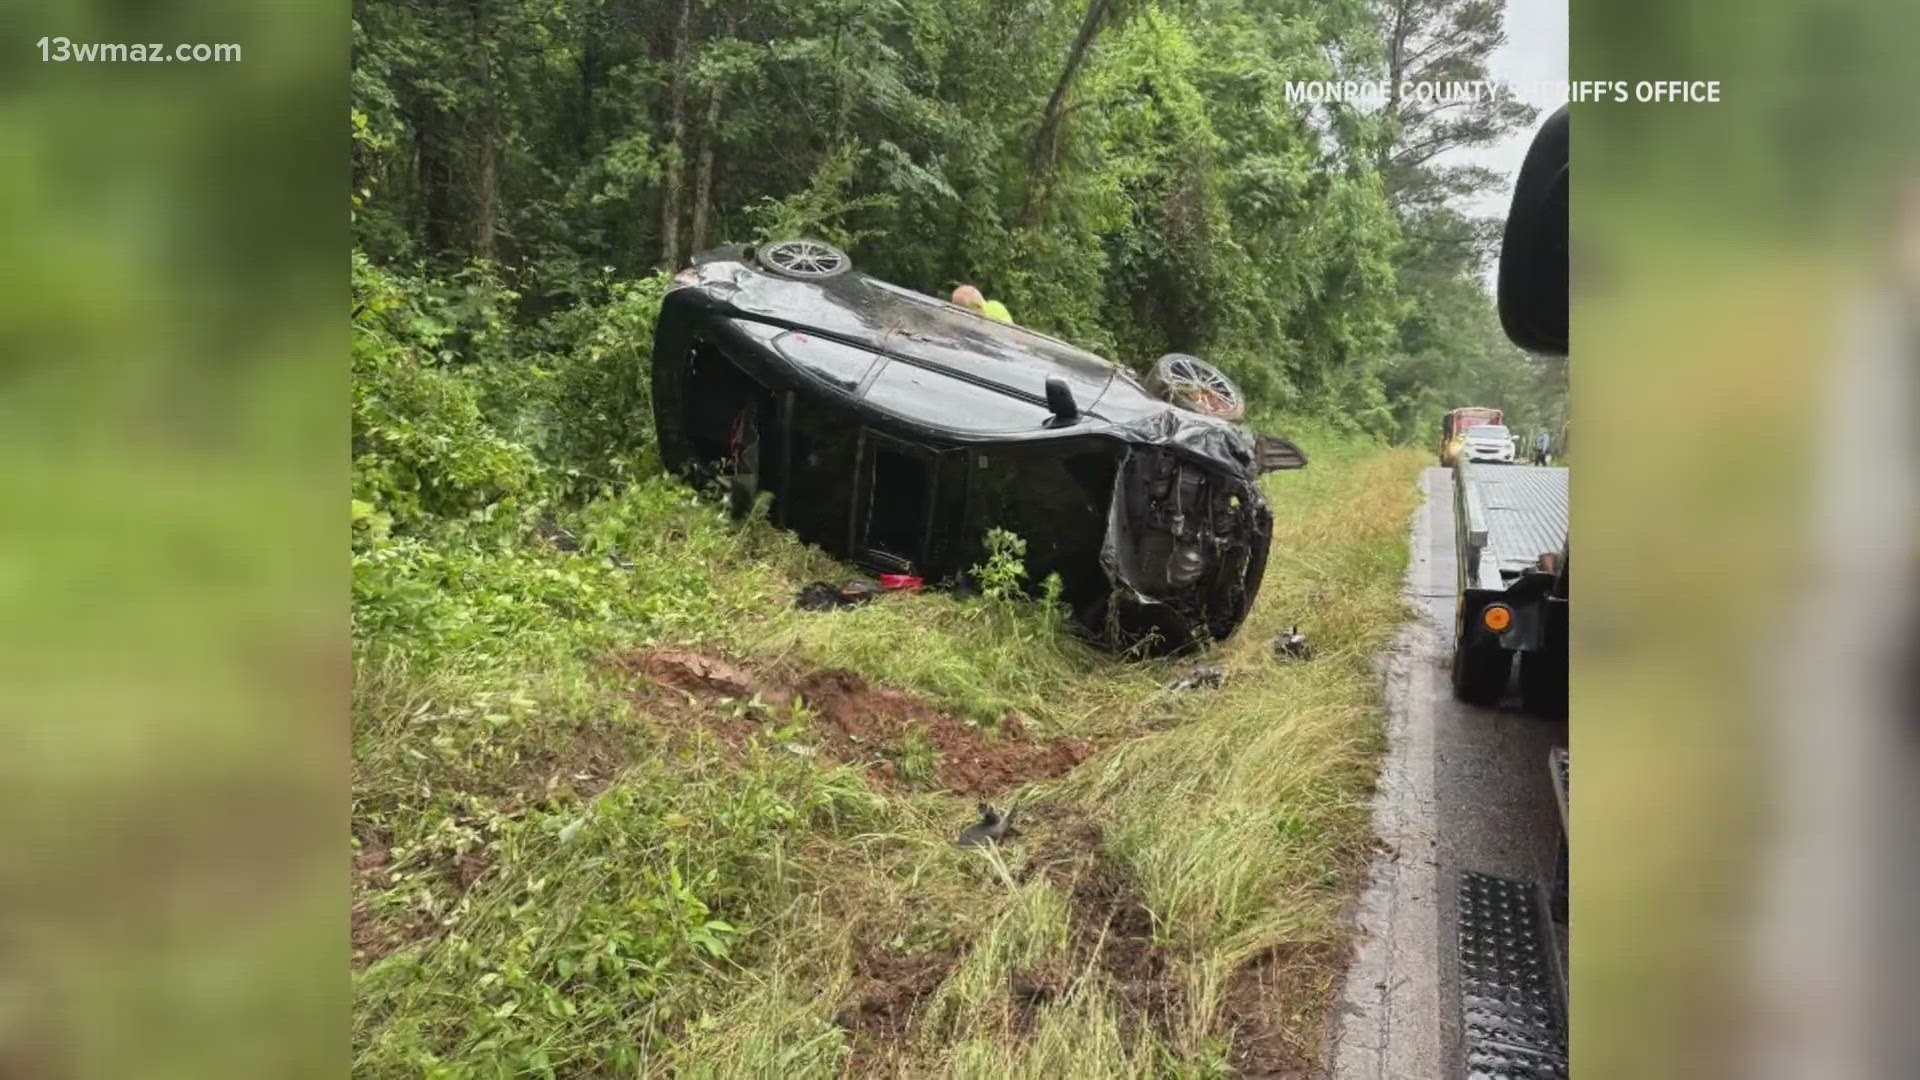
[650,249,1297,655]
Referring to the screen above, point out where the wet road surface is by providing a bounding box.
[1330,466,1568,1079]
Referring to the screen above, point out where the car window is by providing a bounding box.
[1470,426,1510,438]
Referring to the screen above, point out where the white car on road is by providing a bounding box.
[1461,424,1517,464]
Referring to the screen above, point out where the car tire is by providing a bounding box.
[754,239,851,281]
[1519,649,1568,718]
[1452,641,1512,706]
[1145,354,1246,422]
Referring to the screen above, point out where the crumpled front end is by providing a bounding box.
[1092,411,1277,654]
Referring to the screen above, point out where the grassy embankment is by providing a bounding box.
[352,420,1426,1077]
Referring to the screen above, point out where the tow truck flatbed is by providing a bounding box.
[1451,461,1570,713]
[1462,464,1569,587]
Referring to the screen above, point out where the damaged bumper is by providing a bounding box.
[1092,412,1282,653]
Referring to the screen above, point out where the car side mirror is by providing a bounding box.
[1253,433,1308,472]
[1497,104,1568,357]
[1044,377,1080,427]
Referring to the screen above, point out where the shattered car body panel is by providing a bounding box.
[650,245,1306,653]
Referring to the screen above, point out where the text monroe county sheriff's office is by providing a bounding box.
[1282,80,1722,105]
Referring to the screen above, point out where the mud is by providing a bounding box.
[834,945,956,1073]
[620,649,1102,797]
[1221,942,1340,1078]
[1016,807,1325,1075]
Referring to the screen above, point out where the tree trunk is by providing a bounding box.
[689,78,725,253]
[830,23,851,148]
[659,0,693,269]
[1379,0,1410,174]
[414,104,457,255]
[464,0,495,259]
[475,123,497,260]
[577,28,602,163]
[470,0,498,260]
[1021,0,1111,224]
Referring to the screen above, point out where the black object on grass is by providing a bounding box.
[1274,624,1313,661]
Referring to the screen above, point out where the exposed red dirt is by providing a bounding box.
[616,649,1102,797]
[834,944,956,1073]
[1011,805,1324,1075]
[1220,942,1342,1078]
[600,649,1336,1073]
[1066,850,1184,1046]
[503,717,644,805]
[351,831,430,970]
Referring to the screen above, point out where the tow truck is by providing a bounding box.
[1449,103,1570,1080]
[1449,457,1568,714]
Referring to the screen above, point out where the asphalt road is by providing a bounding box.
[1329,466,1568,1079]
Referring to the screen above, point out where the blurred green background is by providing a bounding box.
[1576,0,1920,1076]
[0,1,343,1076]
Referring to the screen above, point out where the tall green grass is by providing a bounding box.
[352,425,1424,1076]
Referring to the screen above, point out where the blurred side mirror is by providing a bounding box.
[1254,433,1308,472]
[1497,105,1569,357]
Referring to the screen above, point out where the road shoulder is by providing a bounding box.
[1327,468,1446,1080]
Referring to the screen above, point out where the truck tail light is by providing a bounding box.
[1482,604,1513,632]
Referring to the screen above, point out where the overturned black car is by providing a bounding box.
[649,239,1307,654]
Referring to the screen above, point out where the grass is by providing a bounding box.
[351,422,1426,1077]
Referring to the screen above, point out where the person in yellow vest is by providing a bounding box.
[951,284,1013,324]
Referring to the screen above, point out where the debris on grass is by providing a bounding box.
[795,579,884,611]
[1167,664,1226,691]
[957,802,1019,847]
[1274,624,1314,661]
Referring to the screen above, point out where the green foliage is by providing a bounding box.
[972,527,1031,602]
[351,253,546,539]
[354,662,887,1074]
[520,271,674,491]
[350,0,1545,440]
[745,143,897,248]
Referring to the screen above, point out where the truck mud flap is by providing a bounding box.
[1457,870,1569,1078]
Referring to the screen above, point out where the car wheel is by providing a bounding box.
[754,238,851,281]
[1145,354,1245,422]
[1452,642,1512,706]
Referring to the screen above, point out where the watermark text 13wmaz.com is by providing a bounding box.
[37,37,241,63]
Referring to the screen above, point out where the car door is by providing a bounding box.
[850,428,941,575]
[775,392,863,558]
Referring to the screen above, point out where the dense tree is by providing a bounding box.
[351,0,1556,459]
[1373,0,1538,212]
[1362,0,1562,441]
